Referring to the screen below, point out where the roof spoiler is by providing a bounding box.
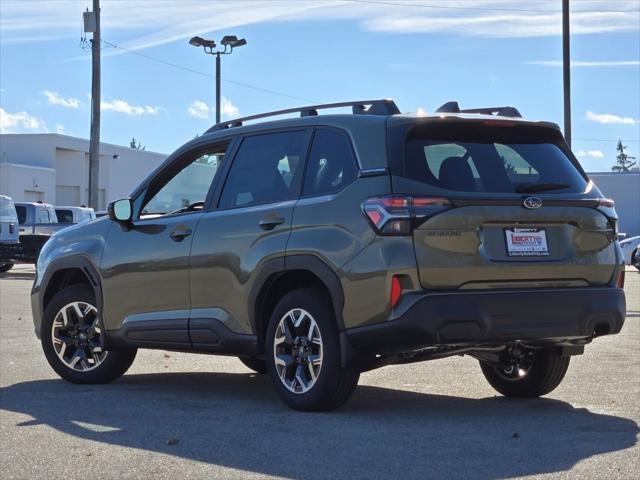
[436,101,522,118]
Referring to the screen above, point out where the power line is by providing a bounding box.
[101,39,318,103]
[344,0,640,14]
[574,138,640,143]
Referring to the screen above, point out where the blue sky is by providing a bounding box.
[1,0,639,172]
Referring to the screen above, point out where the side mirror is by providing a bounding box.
[108,198,132,223]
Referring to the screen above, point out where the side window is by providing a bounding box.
[15,206,26,224]
[56,209,73,223]
[219,131,308,208]
[140,146,226,218]
[303,128,358,197]
[36,208,49,223]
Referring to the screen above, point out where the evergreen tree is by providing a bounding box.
[611,140,636,172]
[129,137,145,150]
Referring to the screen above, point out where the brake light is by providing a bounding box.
[617,269,625,289]
[390,275,402,308]
[362,195,451,235]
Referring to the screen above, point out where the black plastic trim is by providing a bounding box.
[346,287,626,355]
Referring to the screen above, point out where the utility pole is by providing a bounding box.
[562,0,571,147]
[88,0,101,209]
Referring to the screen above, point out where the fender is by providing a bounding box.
[35,255,103,339]
[248,254,357,368]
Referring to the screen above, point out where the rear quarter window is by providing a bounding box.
[399,122,588,194]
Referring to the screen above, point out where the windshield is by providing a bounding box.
[401,123,589,194]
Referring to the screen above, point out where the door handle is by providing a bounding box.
[259,217,285,231]
[169,228,192,242]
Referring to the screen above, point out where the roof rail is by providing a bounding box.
[205,99,400,133]
[435,101,522,118]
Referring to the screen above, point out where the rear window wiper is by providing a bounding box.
[516,182,570,193]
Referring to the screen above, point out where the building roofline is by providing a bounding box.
[0,133,167,157]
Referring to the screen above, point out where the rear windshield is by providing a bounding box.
[401,123,588,194]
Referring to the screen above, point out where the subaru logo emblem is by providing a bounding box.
[523,197,543,209]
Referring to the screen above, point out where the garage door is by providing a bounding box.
[56,186,80,206]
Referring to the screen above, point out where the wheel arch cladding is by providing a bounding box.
[250,255,345,353]
[42,257,102,318]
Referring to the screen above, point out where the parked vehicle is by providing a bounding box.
[0,195,20,272]
[13,202,66,263]
[55,206,96,224]
[619,235,640,270]
[32,99,626,411]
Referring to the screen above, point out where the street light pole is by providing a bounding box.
[216,52,221,124]
[189,35,246,124]
[562,0,571,147]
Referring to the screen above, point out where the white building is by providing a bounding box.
[589,172,640,238]
[0,134,167,210]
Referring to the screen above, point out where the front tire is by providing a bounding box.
[41,285,137,384]
[480,347,570,398]
[265,288,359,411]
[0,263,14,273]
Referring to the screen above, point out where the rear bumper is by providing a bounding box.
[0,242,30,263]
[345,287,626,354]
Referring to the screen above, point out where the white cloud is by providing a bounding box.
[1,1,638,52]
[416,107,428,115]
[586,110,636,125]
[220,97,239,119]
[42,90,81,108]
[0,106,47,133]
[187,100,209,119]
[55,123,66,134]
[101,99,163,116]
[576,150,605,159]
[525,60,640,67]
[187,97,238,120]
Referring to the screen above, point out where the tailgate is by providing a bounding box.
[413,204,617,289]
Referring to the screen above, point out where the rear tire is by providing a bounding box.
[0,263,14,273]
[239,356,267,374]
[41,285,137,384]
[480,347,570,398]
[265,288,359,411]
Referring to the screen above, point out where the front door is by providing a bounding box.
[189,129,311,350]
[100,144,227,348]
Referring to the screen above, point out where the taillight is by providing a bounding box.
[362,195,451,235]
[596,198,618,235]
[617,269,625,289]
[390,275,402,308]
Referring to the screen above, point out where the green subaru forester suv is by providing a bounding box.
[31,100,626,411]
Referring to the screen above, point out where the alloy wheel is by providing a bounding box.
[273,308,323,394]
[51,301,107,372]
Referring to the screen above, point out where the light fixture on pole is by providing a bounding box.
[189,35,247,124]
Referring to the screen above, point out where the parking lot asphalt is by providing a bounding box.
[0,264,638,480]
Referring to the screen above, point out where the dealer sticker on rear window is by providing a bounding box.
[505,228,549,256]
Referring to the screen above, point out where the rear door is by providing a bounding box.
[188,129,311,347]
[390,120,617,289]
